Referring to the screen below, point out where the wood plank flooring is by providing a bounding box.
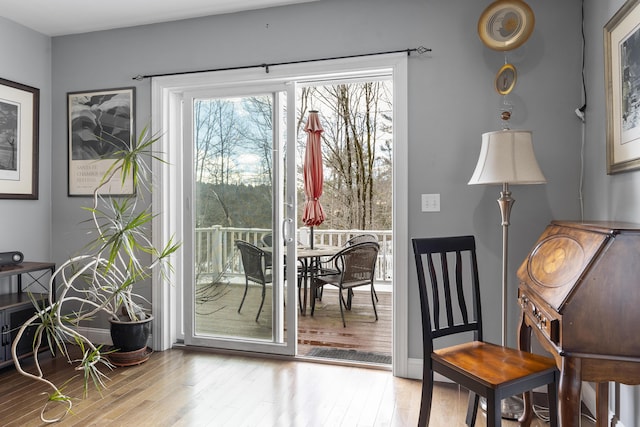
[0,348,415,426]
[0,348,581,426]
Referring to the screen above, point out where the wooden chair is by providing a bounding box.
[411,235,558,427]
[236,240,272,322]
[311,242,379,327]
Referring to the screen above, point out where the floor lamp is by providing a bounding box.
[468,129,546,418]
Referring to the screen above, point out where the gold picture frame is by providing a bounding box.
[478,0,535,52]
[495,63,517,95]
[605,0,640,174]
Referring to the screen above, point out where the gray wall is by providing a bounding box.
[50,0,583,352]
[585,0,640,425]
[0,18,51,264]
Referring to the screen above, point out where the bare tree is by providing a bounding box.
[241,96,274,186]
[194,98,245,227]
[299,81,392,230]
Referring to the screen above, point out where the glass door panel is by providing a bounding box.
[184,87,295,354]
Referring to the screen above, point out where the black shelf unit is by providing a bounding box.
[0,262,55,367]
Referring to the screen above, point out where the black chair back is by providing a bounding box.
[412,235,483,354]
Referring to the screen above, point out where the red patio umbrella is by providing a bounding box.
[302,110,325,249]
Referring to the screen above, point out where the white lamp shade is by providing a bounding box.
[468,130,547,185]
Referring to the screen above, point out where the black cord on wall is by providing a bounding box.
[578,0,586,222]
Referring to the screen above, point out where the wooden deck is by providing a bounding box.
[195,281,392,363]
[297,287,391,359]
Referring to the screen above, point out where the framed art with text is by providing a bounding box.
[605,0,640,174]
[68,87,135,196]
[0,77,39,199]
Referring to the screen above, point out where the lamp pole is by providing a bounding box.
[497,182,514,346]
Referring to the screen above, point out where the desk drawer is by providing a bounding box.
[518,287,560,345]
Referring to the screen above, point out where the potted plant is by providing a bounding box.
[10,125,180,423]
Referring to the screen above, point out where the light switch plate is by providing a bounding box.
[421,194,440,212]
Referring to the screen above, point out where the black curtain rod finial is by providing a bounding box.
[414,46,431,55]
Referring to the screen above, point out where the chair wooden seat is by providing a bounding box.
[412,235,558,427]
[434,341,557,391]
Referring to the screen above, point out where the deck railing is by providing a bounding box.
[195,226,392,282]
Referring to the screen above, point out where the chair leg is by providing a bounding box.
[297,275,303,314]
[548,373,559,427]
[465,392,479,426]
[370,285,378,321]
[418,364,434,427]
[486,394,501,427]
[255,282,266,322]
[346,289,353,309]
[238,278,249,313]
[310,280,317,316]
[337,288,347,327]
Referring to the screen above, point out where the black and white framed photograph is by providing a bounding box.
[605,0,640,174]
[68,87,135,196]
[0,77,39,199]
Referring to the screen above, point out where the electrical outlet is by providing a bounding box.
[421,193,440,212]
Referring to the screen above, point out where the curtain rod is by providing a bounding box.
[132,46,431,80]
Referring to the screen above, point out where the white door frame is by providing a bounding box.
[150,53,410,377]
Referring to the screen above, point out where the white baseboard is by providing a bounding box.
[76,326,112,346]
[407,357,422,380]
[407,357,453,383]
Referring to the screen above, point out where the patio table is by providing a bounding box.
[264,244,341,315]
[296,245,341,315]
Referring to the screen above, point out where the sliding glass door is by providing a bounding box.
[182,84,297,355]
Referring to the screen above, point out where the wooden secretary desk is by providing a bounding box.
[517,221,640,427]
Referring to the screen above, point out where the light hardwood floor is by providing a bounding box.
[0,347,591,426]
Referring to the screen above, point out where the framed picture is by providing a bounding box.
[68,87,135,196]
[605,0,640,174]
[0,78,39,199]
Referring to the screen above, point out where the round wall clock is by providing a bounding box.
[478,0,535,51]
[495,63,517,95]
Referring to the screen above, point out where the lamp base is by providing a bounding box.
[479,395,524,420]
